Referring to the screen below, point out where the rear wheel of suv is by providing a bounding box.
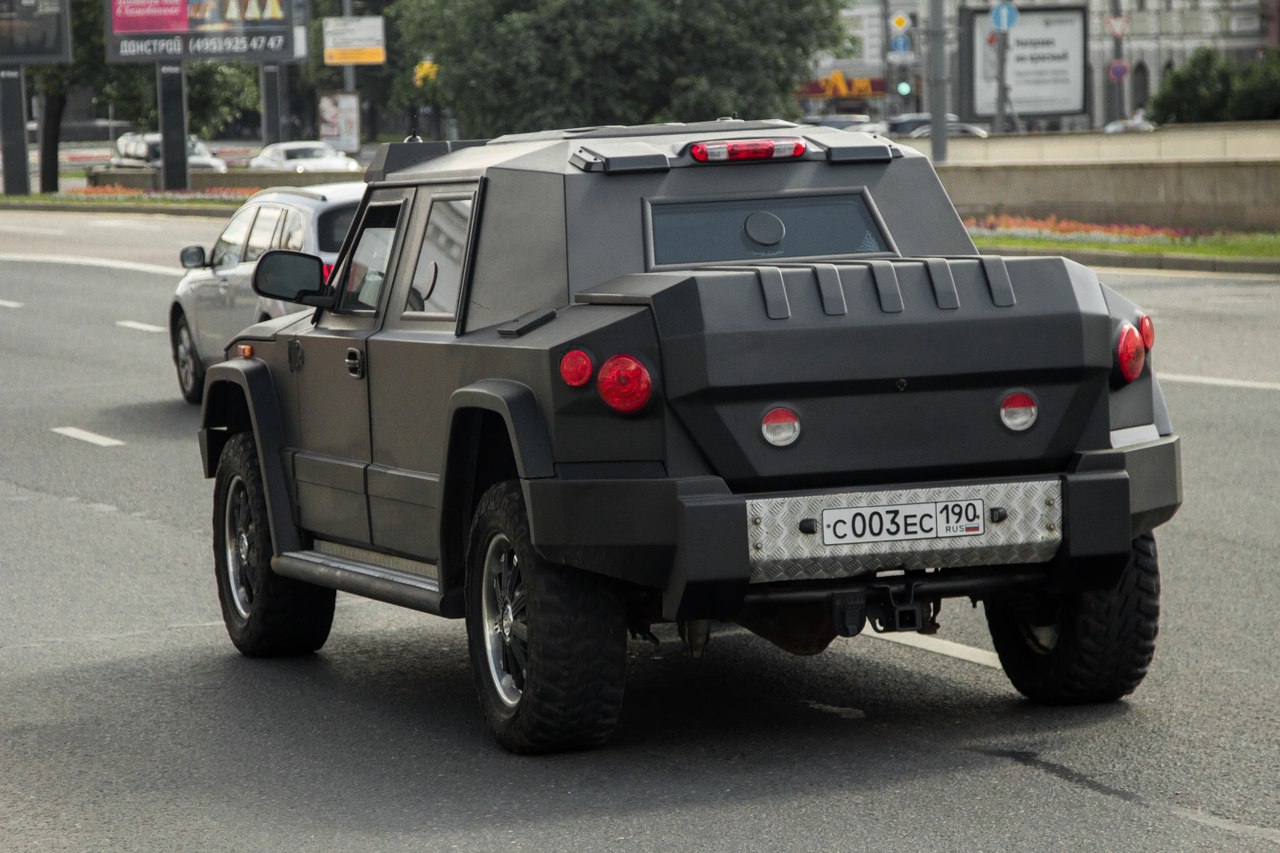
[172,313,205,405]
[985,533,1159,704]
[213,432,335,656]
[465,481,627,753]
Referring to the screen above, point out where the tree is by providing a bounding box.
[1226,48,1280,121]
[386,0,847,138]
[1149,46,1233,125]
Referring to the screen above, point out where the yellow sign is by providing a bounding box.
[414,60,439,87]
[324,46,386,64]
[890,12,911,32]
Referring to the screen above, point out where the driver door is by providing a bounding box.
[290,187,414,545]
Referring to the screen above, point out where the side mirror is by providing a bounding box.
[253,250,335,308]
[179,245,207,268]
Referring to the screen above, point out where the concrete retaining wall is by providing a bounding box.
[937,159,1280,231]
[86,169,362,191]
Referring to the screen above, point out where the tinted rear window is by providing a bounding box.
[317,203,358,253]
[650,194,887,266]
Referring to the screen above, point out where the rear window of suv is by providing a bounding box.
[317,204,359,254]
[650,193,888,266]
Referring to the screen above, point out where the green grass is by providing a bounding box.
[971,232,1280,259]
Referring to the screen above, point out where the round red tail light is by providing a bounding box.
[559,349,594,387]
[1138,313,1155,350]
[1117,322,1146,383]
[597,354,652,414]
[1000,392,1038,431]
[761,407,801,446]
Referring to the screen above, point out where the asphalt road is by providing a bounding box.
[1,214,1278,851]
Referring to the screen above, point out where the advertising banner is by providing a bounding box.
[105,0,294,62]
[318,91,359,153]
[0,0,71,65]
[963,6,1087,119]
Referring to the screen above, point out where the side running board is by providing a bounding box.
[272,542,460,617]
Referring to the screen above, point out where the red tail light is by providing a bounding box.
[1138,313,1155,350]
[559,349,594,387]
[322,262,334,283]
[1117,322,1146,383]
[761,407,801,446]
[597,354,652,414]
[1000,392,1038,431]
[689,138,806,163]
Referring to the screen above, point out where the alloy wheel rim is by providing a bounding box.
[176,324,197,393]
[223,474,256,619]
[480,532,528,708]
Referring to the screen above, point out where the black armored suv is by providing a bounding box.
[199,119,1181,752]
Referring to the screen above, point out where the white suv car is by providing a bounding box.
[169,182,365,403]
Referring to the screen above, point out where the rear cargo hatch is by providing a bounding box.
[577,257,1115,490]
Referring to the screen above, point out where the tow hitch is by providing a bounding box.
[831,582,941,636]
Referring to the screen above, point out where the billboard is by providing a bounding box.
[105,0,294,62]
[960,6,1087,120]
[318,91,359,153]
[0,0,71,65]
[322,16,385,66]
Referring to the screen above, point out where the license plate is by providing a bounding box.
[821,499,985,546]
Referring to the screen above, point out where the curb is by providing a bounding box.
[981,245,1280,275]
[0,202,237,218]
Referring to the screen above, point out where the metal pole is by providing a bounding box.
[1110,0,1126,120]
[342,0,355,93]
[994,31,1008,135]
[927,0,947,162]
[881,0,891,122]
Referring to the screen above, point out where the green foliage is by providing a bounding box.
[1150,47,1233,124]
[1227,48,1280,121]
[386,0,847,137]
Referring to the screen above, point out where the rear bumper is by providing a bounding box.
[526,434,1180,620]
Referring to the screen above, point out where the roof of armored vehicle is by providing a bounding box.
[365,119,910,183]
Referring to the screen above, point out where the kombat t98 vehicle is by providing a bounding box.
[199,119,1181,753]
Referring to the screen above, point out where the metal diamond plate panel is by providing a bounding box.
[746,479,1062,583]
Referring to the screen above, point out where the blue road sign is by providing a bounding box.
[891,34,911,53]
[991,2,1019,31]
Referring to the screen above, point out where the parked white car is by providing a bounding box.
[169,182,366,403]
[248,141,363,173]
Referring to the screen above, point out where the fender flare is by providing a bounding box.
[198,359,301,555]
[444,379,554,480]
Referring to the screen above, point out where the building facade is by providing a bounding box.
[807,0,1279,126]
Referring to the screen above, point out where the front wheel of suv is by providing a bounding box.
[465,480,627,753]
[213,432,336,657]
[985,533,1159,704]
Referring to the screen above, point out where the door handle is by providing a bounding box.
[345,348,364,379]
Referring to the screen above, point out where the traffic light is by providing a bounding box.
[897,80,912,97]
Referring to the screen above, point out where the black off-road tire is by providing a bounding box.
[986,533,1159,704]
[172,313,205,405]
[465,481,627,753]
[213,432,336,657]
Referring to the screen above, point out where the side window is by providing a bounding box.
[244,206,282,263]
[336,204,403,312]
[404,196,473,316]
[209,206,256,269]
[278,208,305,252]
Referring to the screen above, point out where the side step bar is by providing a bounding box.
[272,545,461,617]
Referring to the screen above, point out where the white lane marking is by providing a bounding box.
[88,219,163,231]
[0,299,23,308]
[51,427,125,447]
[0,253,179,276]
[1167,806,1280,844]
[1160,373,1280,392]
[867,631,1001,669]
[116,320,166,333]
[0,224,65,235]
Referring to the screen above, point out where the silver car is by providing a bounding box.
[247,141,363,173]
[169,182,365,403]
